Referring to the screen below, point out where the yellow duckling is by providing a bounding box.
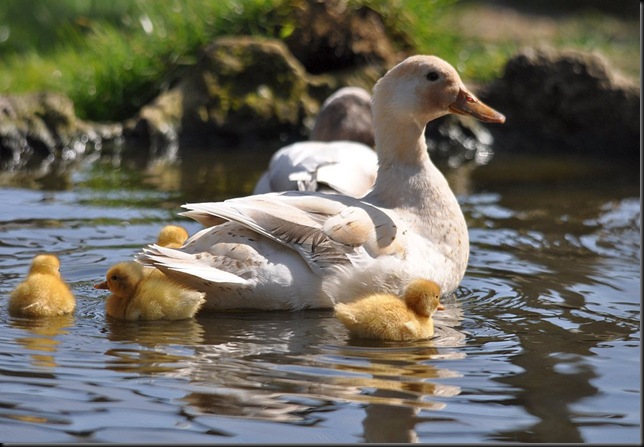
[94,261,205,321]
[144,225,191,280]
[155,225,189,249]
[8,254,76,317]
[334,279,444,341]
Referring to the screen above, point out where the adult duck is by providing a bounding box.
[252,86,378,197]
[9,254,76,317]
[139,55,505,311]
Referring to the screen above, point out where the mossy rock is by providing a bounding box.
[480,47,639,161]
[125,36,330,147]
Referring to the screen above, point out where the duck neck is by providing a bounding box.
[367,113,452,211]
[376,114,430,168]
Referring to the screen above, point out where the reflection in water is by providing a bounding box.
[331,342,463,442]
[104,318,205,346]
[102,318,205,374]
[362,390,423,443]
[0,146,639,443]
[10,315,75,368]
[170,311,467,442]
[461,182,640,442]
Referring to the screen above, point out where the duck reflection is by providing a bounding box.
[10,314,75,368]
[362,390,423,443]
[102,318,204,375]
[172,309,466,440]
[331,339,463,443]
[104,317,205,345]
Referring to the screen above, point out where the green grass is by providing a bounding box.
[0,0,289,120]
[0,0,638,122]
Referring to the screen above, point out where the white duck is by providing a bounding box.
[252,86,378,197]
[138,55,505,311]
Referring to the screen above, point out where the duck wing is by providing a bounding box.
[179,191,402,275]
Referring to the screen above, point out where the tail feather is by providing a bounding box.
[139,244,250,286]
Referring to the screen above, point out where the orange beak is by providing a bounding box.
[94,281,109,290]
[449,87,505,124]
[437,304,445,311]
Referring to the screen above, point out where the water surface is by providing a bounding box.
[0,144,639,443]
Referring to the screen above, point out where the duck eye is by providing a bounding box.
[426,71,439,82]
[110,275,118,281]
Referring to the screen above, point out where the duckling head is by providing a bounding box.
[94,261,144,298]
[28,254,62,277]
[156,225,189,248]
[403,278,442,317]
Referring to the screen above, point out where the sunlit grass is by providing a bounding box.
[0,0,638,122]
[0,0,288,120]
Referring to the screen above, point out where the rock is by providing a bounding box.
[0,92,121,173]
[480,47,639,161]
[122,0,403,151]
[276,0,403,74]
[123,36,324,148]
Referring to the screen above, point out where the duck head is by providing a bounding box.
[156,225,189,248]
[94,261,144,298]
[28,254,62,277]
[372,55,505,130]
[311,86,375,146]
[403,278,443,317]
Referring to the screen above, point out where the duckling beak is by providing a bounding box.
[94,281,109,290]
[437,304,445,311]
[449,87,505,124]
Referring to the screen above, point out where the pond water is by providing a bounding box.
[0,141,640,443]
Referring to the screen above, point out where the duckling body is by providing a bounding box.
[95,261,205,320]
[9,254,75,317]
[334,279,442,341]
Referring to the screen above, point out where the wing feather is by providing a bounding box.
[179,192,402,273]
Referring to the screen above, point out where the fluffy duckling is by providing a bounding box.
[156,225,189,249]
[94,261,205,321]
[9,254,76,317]
[334,279,444,341]
[144,225,191,280]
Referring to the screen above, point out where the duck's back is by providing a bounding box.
[9,274,75,317]
[253,141,377,196]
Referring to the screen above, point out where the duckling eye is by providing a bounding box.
[426,71,439,82]
[110,275,118,281]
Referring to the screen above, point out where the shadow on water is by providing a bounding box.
[0,141,640,442]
